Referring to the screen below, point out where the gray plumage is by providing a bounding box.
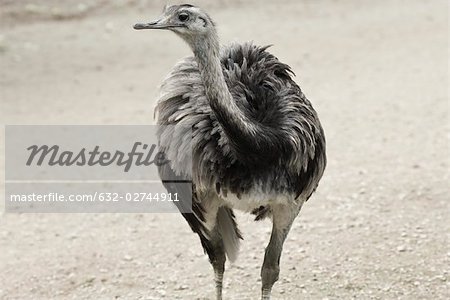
[134,4,326,300]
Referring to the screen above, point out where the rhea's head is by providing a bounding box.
[134,4,217,49]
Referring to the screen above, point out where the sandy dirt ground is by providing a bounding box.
[0,0,449,299]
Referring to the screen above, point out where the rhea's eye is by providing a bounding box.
[178,13,189,22]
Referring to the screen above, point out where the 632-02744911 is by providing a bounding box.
[103,192,180,202]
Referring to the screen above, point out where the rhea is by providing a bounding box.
[134,4,326,300]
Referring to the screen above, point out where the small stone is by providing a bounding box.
[123,255,133,261]
[176,285,188,290]
[83,276,95,286]
[397,245,407,252]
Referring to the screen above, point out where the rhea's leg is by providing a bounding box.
[201,197,226,300]
[196,226,225,300]
[199,223,225,300]
[210,234,226,300]
[261,202,302,300]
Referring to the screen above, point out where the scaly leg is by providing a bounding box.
[261,202,302,300]
[200,197,226,300]
[208,228,226,300]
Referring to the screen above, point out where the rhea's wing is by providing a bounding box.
[155,57,218,259]
[220,42,327,199]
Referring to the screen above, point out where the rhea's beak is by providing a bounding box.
[133,19,184,30]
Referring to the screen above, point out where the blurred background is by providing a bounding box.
[0,0,448,299]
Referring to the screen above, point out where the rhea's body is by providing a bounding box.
[134,5,326,300]
[157,43,326,213]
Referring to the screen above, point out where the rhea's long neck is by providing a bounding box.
[191,33,264,155]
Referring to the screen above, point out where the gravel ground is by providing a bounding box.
[0,0,449,299]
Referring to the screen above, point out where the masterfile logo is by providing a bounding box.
[5,125,192,213]
[25,142,169,172]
